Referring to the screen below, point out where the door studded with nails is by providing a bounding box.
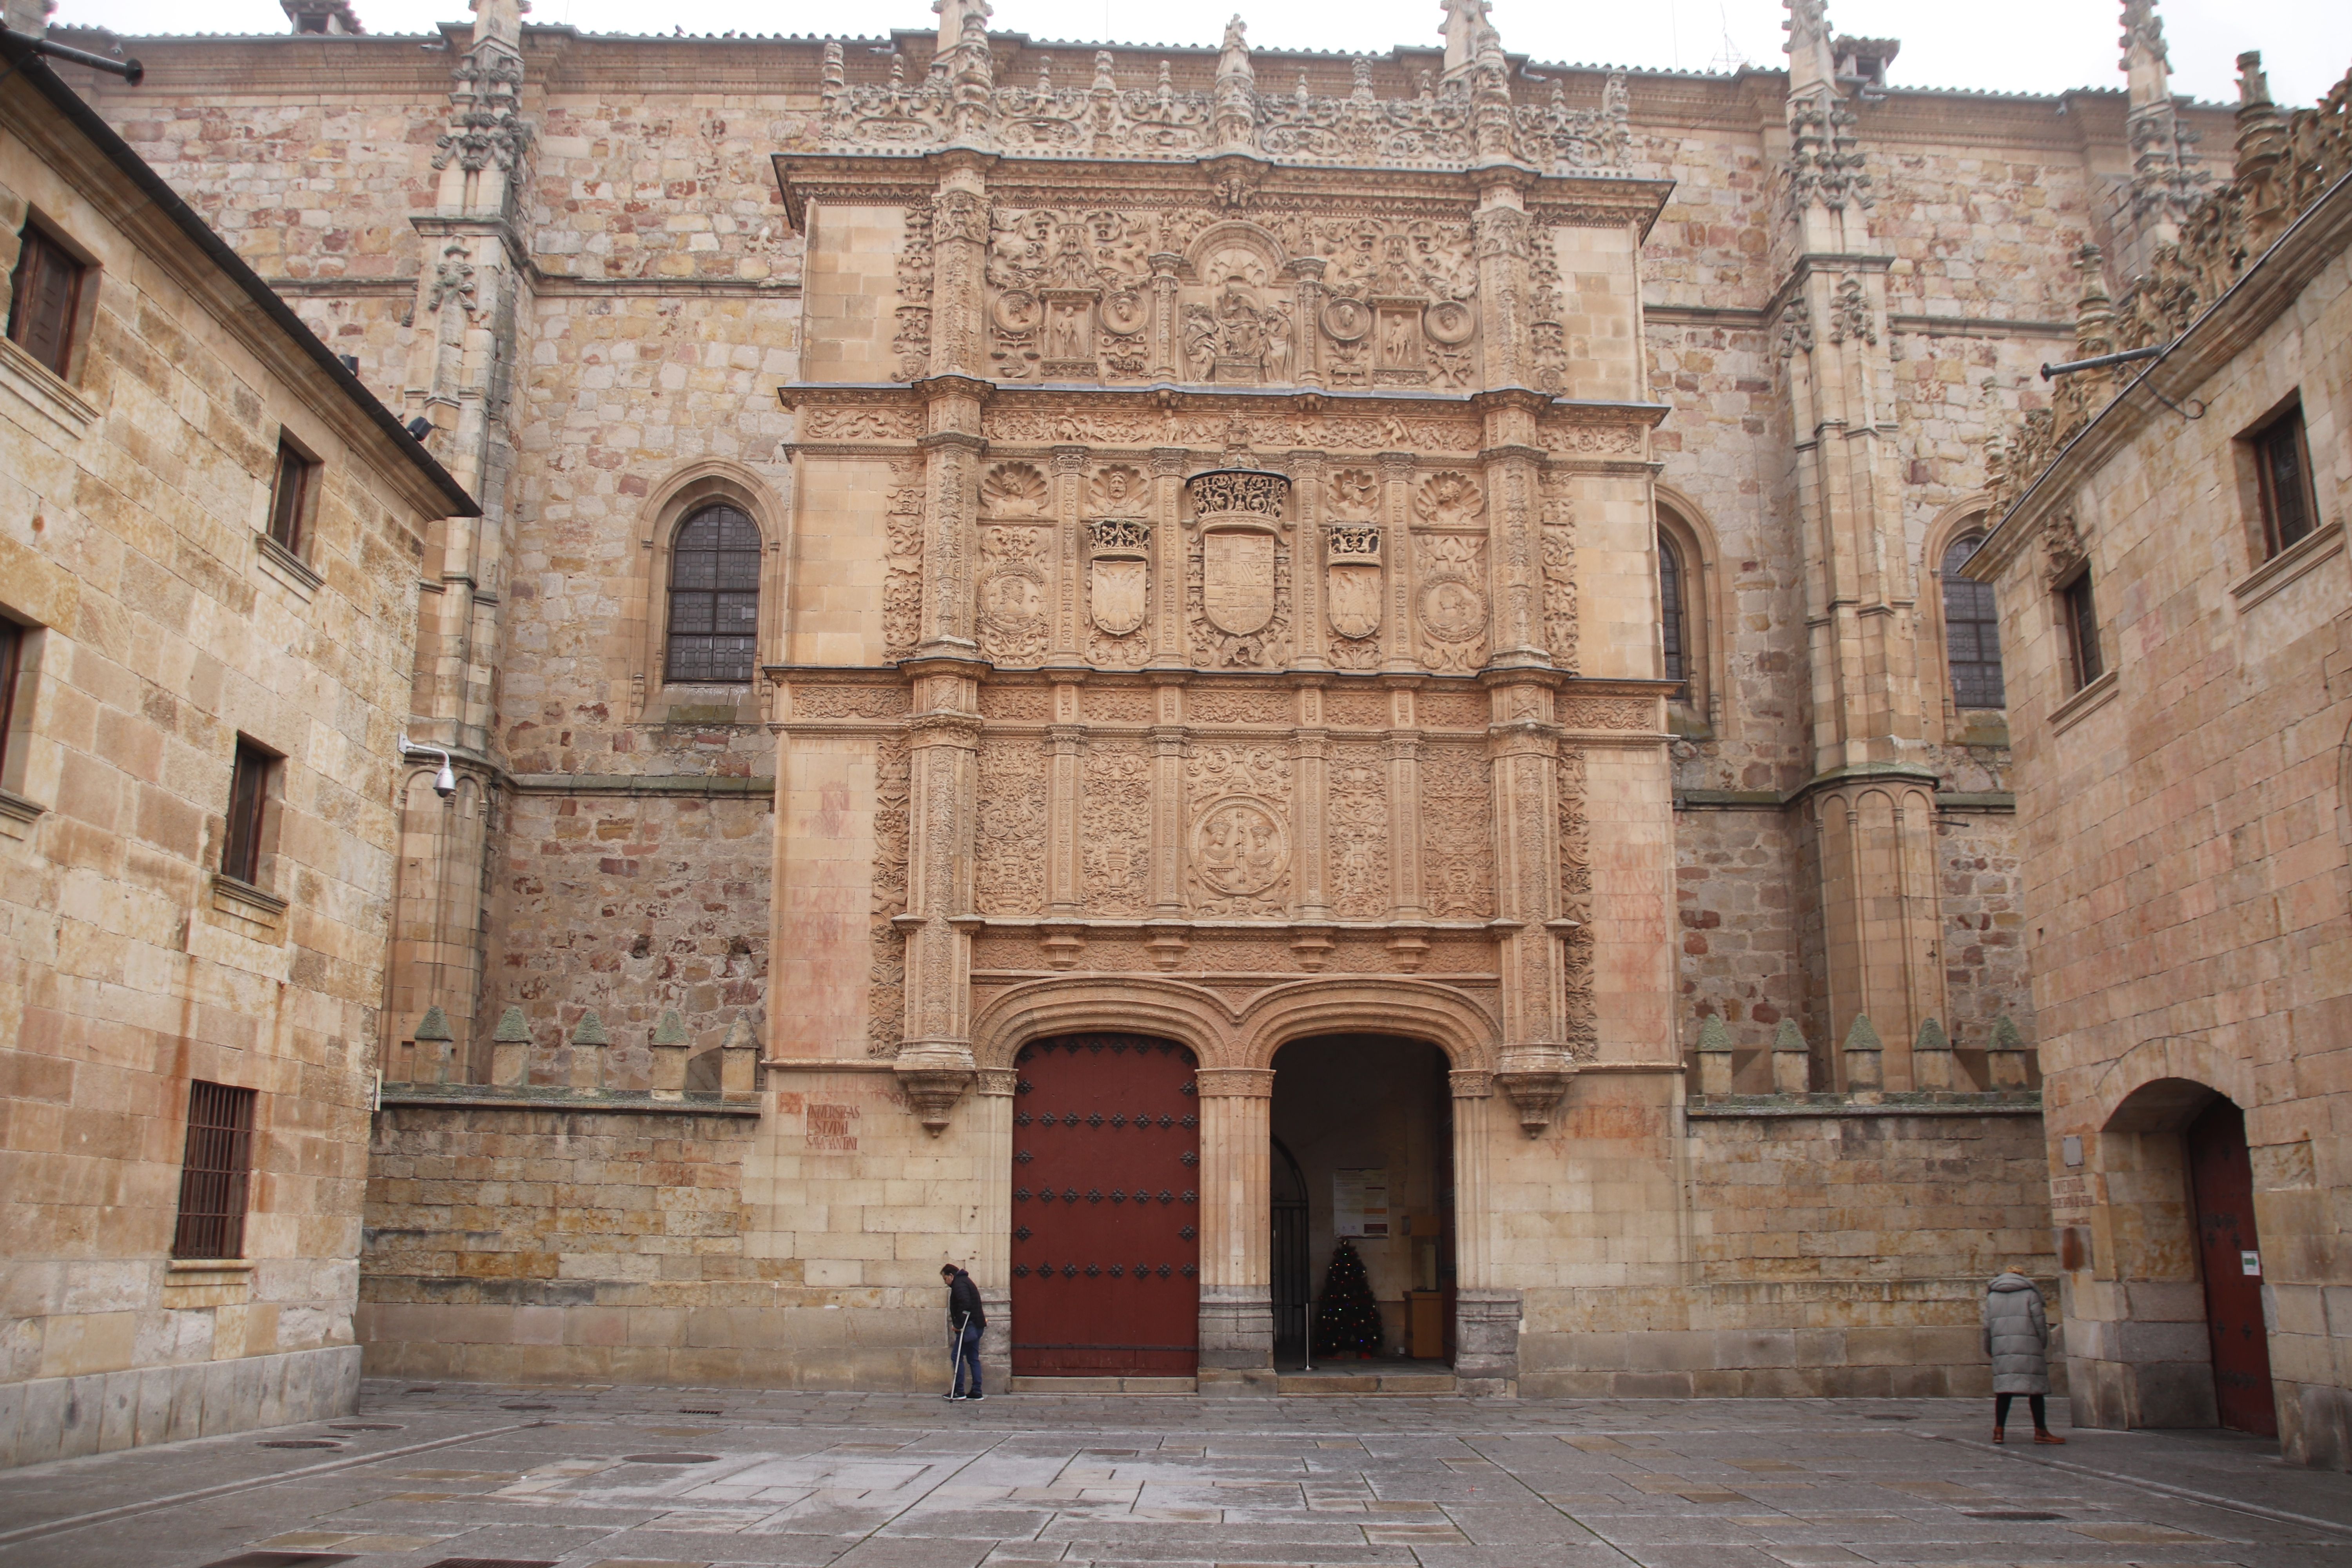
[1009,1034,1201,1376]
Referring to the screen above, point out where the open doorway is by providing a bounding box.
[1269,1034,1454,1373]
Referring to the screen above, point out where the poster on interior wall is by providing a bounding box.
[1334,1169,1389,1238]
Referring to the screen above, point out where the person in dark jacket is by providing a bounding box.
[1983,1267,2064,1444]
[941,1263,986,1401]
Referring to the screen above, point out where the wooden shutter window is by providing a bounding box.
[2062,572,2103,691]
[223,740,273,886]
[172,1080,257,1260]
[2254,407,2316,559]
[269,441,318,555]
[6,224,85,377]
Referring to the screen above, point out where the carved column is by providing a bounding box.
[1379,451,1417,671]
[1385,683,1428,922]
[1487,673,1574,1132]
[1292,696,1330,934]
[1197,1066,1275,1390]
[1150,447,1189,664]
[1149,681,1188,927]
[897,662,984,1129]
[1476,392,1547,665]
[1148,253,1182,381]
[1045,705,1084,920]
[1051,445,1087,656]
[1289,449,1327,669]
[1289,256,1327,389]
[918,415,984,655]
[1472,182,1532,390]
[928,167,989,381]
[973,1065,1018,1391]
[1449,1069,1520,1395]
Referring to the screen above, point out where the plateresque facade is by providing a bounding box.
[18,0,2258,1402]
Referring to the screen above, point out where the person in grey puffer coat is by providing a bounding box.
[1983,1269,2064,1444]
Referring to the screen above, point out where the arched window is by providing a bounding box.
[1941,532,2005,710]
[1659,530,1688,688]
[666,503,761,683]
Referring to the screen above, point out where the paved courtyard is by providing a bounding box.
[1,1381,2348,1568]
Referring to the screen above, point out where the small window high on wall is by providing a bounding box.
[1940,532,2005,710]
[6,219,87,377]
[666,504,761,684]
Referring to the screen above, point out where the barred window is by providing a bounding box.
[1659,531,1688,688]
[172,1081,256,1260]
[1940,533,2005,710]
[665,504,760,684]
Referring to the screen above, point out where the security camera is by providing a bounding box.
[433,754,457,800]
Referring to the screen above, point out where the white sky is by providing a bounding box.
[49,0,2351,109]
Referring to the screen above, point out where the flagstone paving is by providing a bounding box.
[1,1381,2347,1568]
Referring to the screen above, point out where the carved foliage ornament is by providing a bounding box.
[434,42,531,176]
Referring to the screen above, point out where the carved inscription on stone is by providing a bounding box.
[1329,745,1389,918]
[1421,741,1492,917]
[975,737,1048,915]
[1082,738,1152,914]
[1186,743,1292,918]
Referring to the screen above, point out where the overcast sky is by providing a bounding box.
[49,0,2351,109]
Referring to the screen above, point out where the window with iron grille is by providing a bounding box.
[665,504,760,683]
[6,220,86,377]
[1940,533,2005,710]
[1658,531,1687,688]
[2060,570,2103,692]
[172,1080,256,1259]
[2251,404,2317,560]
[223,740,274,886]
[268,437,320,557]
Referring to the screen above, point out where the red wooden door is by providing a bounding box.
[1010,1035,1200,1377]
[2186,1098,2276,1436]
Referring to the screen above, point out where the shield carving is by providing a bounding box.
[1090,557,1148,636]
[1327,562,1382,641]
[1201,528,1277,637]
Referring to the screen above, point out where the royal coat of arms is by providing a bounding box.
[1325,523,1382,641]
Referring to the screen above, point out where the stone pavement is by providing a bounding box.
[0,1381,2348,1568]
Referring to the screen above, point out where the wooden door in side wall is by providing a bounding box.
[2186,1097,2277,1436]
[1010,1035,1200,1376]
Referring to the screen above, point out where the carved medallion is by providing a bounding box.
[993,290,1042,332]
[978,526,1051,662]
[1415,533,1488,673]
[1325,523,1383,641]
[1322,297,1372,341]
[1423,299,1475,345]
[1419,575,1485,641]
[1201,530,1278,637]
[1192,798,1287,900]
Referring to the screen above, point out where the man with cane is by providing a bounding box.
[940,1262,986,1401]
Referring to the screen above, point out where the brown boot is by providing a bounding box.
[1990,1426,2004,1444]
[2033,1430,2065,1445]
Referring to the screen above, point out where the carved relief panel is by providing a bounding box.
[1328,744,1390,918]
[1411,472,1490,674]
[1323,466,1383,672]
[868,731,911,1056]
[1081,738,1153,913]
[976,735,1049,915]
[977,463,1054,664]
[1084,465,1152,667]
[1421,740,1494,918]
[1186,742,1294,917]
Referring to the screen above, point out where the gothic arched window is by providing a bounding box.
[666,503,761,683]
[1659,530,1689,688]
[1941,532,2005,710]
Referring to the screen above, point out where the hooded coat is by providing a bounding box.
[1982,1272,2052,1395]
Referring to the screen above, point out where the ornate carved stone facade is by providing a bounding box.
[39,0,2268,1406]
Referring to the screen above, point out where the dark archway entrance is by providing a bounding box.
[1009,1034,1200,1377]
[1269,1034,1454,1370]
[2187,1097,2277,1436]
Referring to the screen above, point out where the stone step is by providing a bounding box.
[1007,1375,1199,1394]
[1277,1371,1457,1395]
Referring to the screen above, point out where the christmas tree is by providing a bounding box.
[1312,1238,1384,1359]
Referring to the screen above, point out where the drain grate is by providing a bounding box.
[621,1452,720,1465]
[1864,1414,1917,1421]
[403,1385,439,1393]
[1964,1510,2067,1521]
[200,1554,356,1568]
[422,1560,559,1568]
[258,1439,344,1450]
[501,1403,555,1410]
[329,1423,403,1432]
[678,1407,723,1416]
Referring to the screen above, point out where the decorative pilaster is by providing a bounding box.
[1379,451,1417,671]
[1486,671,1574,1133]
[1448,1069,1520,1394]
[1472,190,1531,390]
[897,662,985,1131]
[1196,1066,1275,1387]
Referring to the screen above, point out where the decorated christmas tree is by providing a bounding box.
[1312,1238,1384,1359]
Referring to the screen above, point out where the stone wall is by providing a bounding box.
[0,54,459,1462]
